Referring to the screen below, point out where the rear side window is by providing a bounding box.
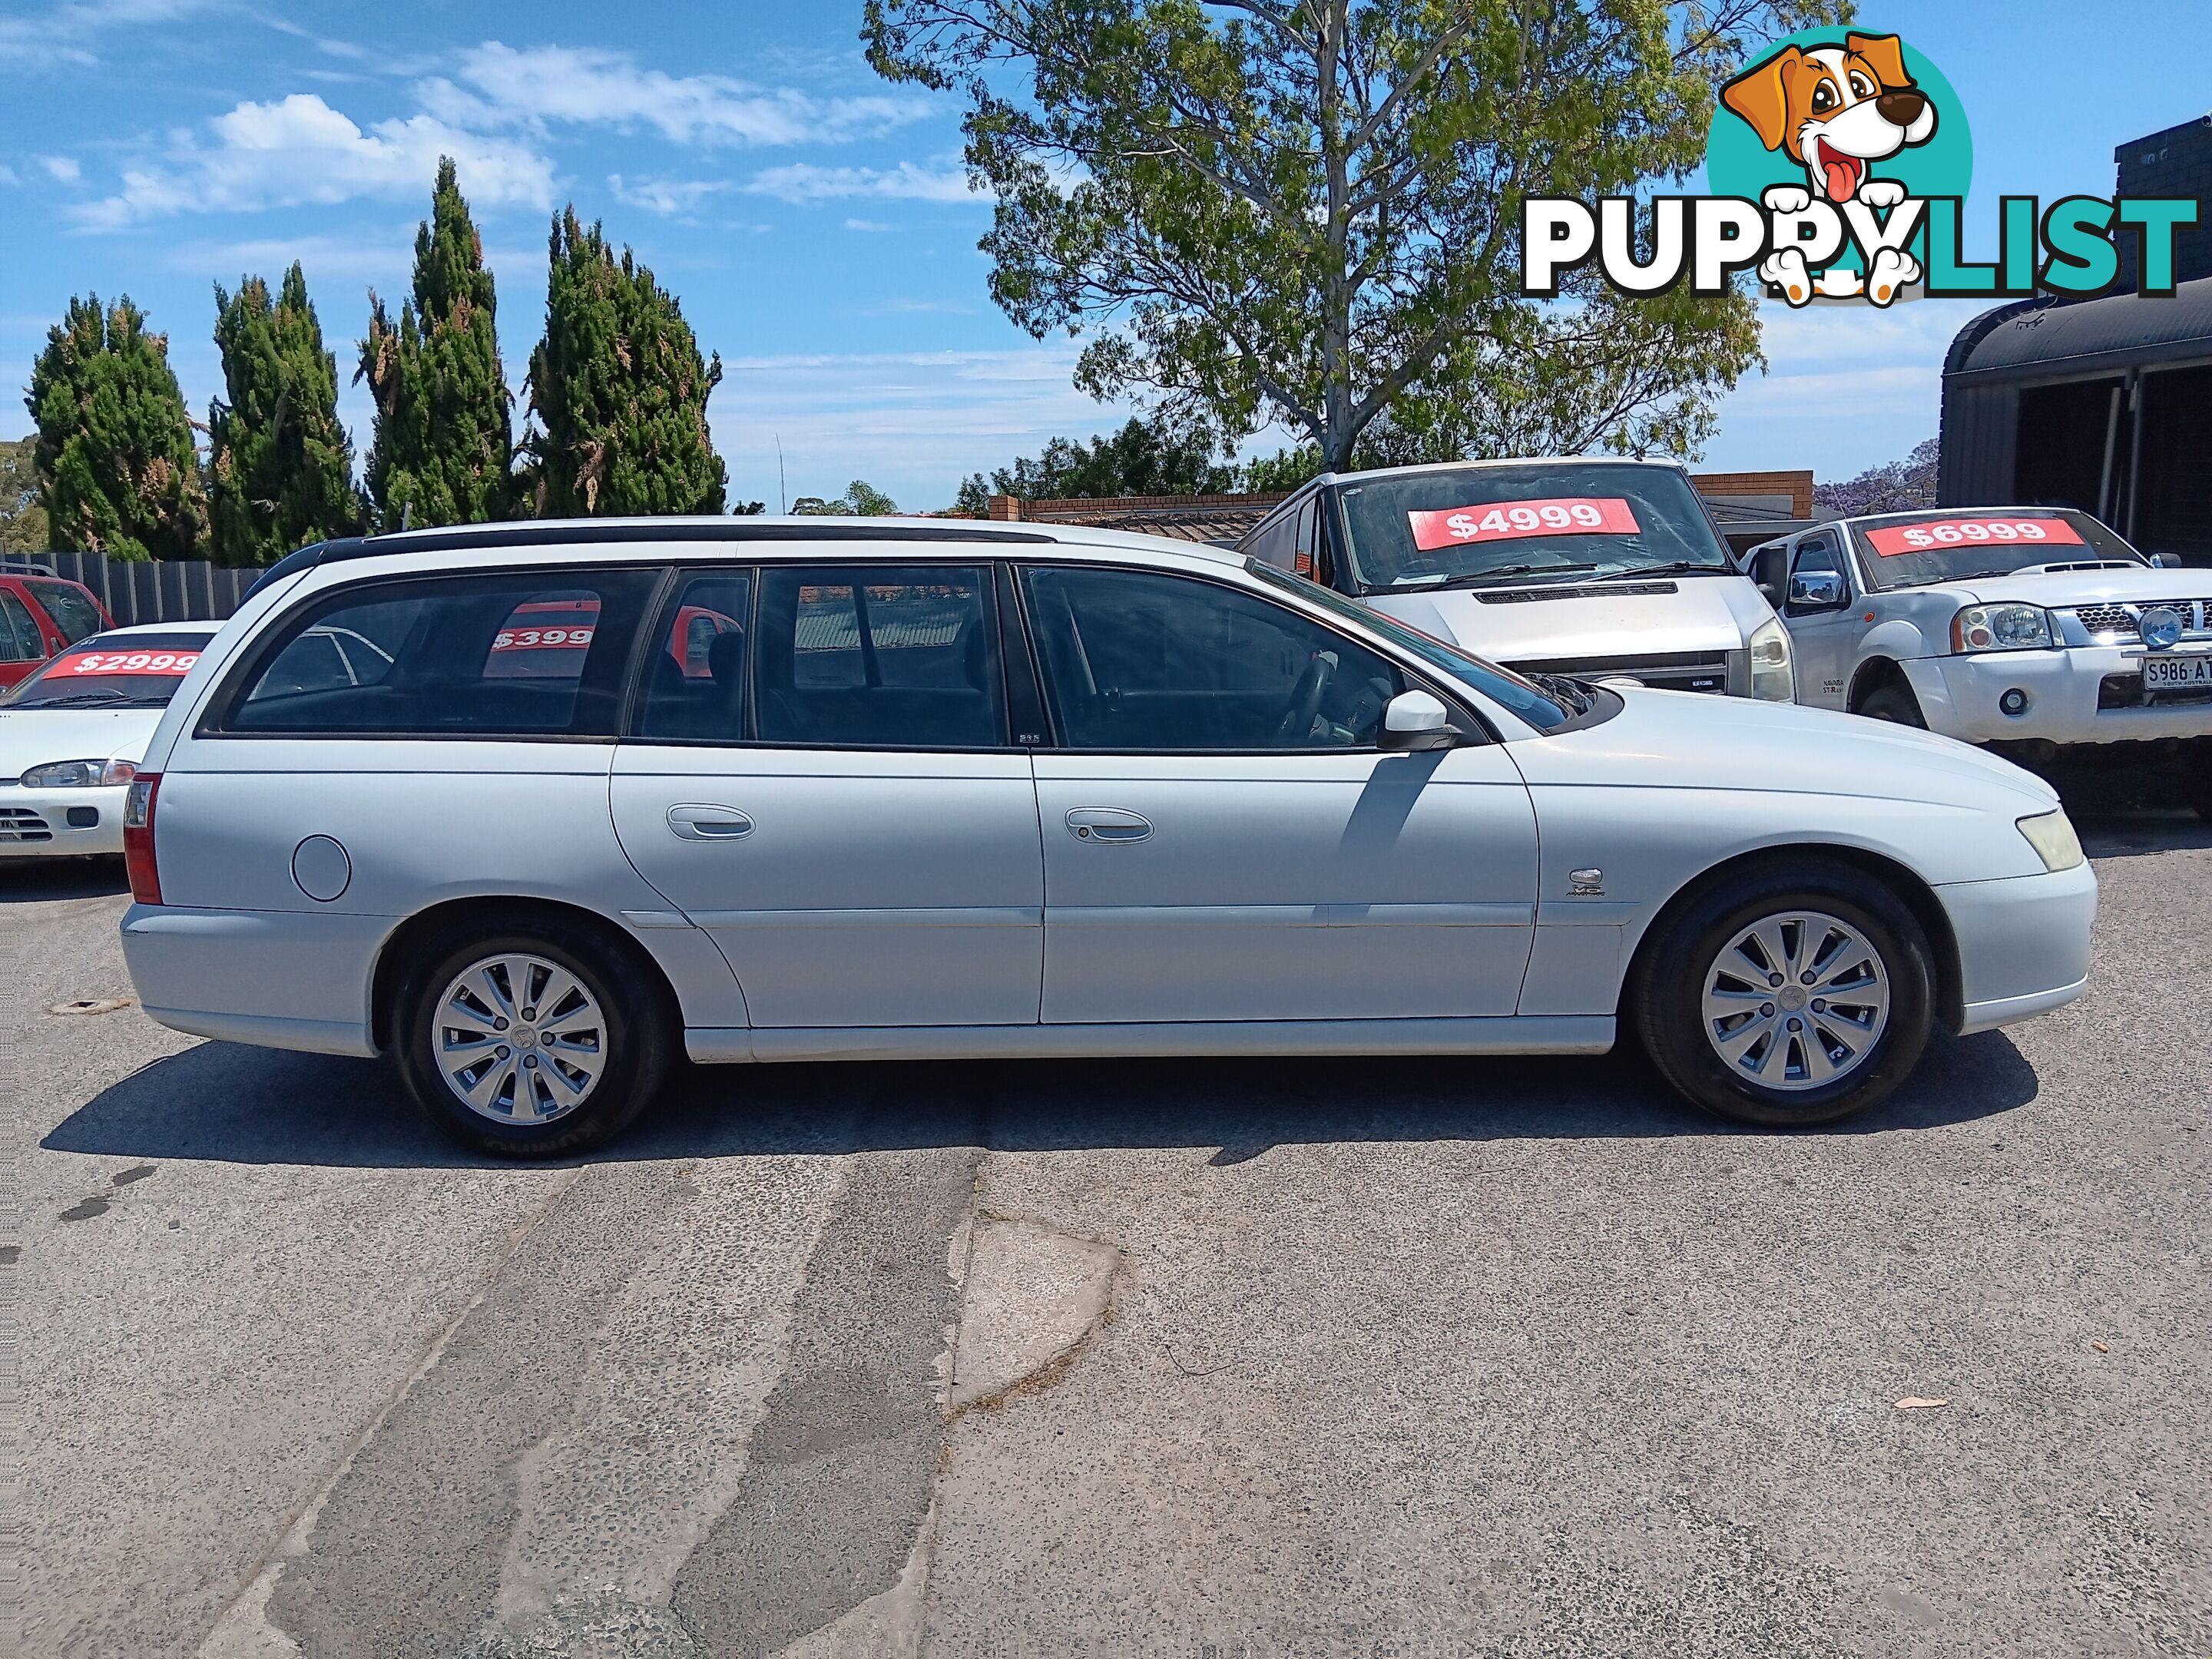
[25,579,105,644]
[217,568,659,737]
[753,565,1004,749]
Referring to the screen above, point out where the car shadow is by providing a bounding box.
[2075,810,2212,860]
[42,1024,2041,1172]
[0,858,128,903]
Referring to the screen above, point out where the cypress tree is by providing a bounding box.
[25,294,207,561]
[525,208,727,517]
[358,157,512,531]
[207,263,363,565]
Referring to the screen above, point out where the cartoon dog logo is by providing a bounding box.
[1722,33,1938,303]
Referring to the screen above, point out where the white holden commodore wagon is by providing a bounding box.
[118,520,2097,1157]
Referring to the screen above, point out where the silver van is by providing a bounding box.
[1237,459,1794,700]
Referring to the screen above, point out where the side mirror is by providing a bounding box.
[2149,552,2171,569]
[1788,570,1845,610]
[1379,689,1455,752]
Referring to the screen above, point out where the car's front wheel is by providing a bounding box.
[1631,863,1934,1128]
[396,916,671,1157]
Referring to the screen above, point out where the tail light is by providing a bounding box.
[123,773,162,905]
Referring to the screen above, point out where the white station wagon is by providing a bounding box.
[118,520,2096,1156]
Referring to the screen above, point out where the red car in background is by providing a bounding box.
[0,568,114,692]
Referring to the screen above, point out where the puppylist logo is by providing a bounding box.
[1522,28,2199,306]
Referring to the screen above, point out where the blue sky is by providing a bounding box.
[2,0,2207,511]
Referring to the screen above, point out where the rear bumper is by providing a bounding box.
[121,904,383,1057]
[0,784,124,856]
[1935,861,2098,1035]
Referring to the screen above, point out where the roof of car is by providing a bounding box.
[84,624,218,642]
[250,515,1248,594]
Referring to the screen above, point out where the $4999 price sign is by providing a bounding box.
[1407,497,1641,552]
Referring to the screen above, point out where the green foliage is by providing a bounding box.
[524,208,727,518]
[955,412,1237,511]
[25,294,207,561]
[0,437,49,554]
[792,480,899,515]
[1238,445,1325,495]
[359,157,514,531]
[866,0,1842,469]
[207,263,363,566]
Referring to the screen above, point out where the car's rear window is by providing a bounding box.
[5,631,215,708]
[217,570,658,737]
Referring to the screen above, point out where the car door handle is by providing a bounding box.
[667,804,754,841]
[1065,807,1151,843]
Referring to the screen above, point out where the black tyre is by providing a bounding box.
[395,916,672,1158]
[1630,862,1935,1128]
[1856,680,1927,728]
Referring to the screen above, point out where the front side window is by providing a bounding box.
[1793,537,1843,579]
[1021,565,1402,751]
[221,568,658,737]
[753,565,1003,749]
[0,590,41,663]
[25,580,105,644]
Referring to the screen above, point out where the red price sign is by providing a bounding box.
[1863,517,2085,557]
[50,648,200,677]
[1408,497,1641,551]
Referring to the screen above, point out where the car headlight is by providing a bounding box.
[1747,616,1794,702]
[1952,603,2054,652]
[20,758,136,788]
[2017,810,2085,873]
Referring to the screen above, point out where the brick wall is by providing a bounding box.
[1688,470,1815,519]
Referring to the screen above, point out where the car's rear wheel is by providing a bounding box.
[1856,680,1927,728]
[1631,863,1934,1128]
[396,917,671,1157]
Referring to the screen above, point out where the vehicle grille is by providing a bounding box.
[2066,600,2212,643]
[0,806,52,843]
[1512,650,1735,695]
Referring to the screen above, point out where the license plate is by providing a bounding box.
[2141,653,2212,690]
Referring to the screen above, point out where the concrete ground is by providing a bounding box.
[7,819,2209,1658]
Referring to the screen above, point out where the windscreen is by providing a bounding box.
[1336,462,1734,591]
[5,632,214,707]
[1844,508,2146,591]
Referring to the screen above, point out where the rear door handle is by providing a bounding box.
[667,804,754,841]
[1065,807,1151,843]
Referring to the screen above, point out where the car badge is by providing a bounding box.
[1569,867,1604,896]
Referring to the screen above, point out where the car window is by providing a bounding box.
[0,590,41,663]
[1792,536,1843,579]
[753,566,1003,750]
[1021,565,1402,751]
[1844,507,2145,591]
[636,574,754,742]
[6,631,214,707]
[220,569,659,737]
[25,579,105,644]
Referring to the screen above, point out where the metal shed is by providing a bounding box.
[1939,276,2212,564]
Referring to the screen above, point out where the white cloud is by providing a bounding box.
[0,0,216,66]
[70,93,556,230]
[0,164,18,188]
[844,217,895,233]
[432,43,934,149]
[37,154,82,183]
[745,161,977,205]
[608,174,731,217]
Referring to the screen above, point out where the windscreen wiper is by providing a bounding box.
[1583,561,1731,580]
[1432,562,1600,589]
[15,690,132,707]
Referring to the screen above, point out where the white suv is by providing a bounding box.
[1745,508,2212,812]
[119,519,2094,1156]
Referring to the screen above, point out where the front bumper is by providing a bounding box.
[0,783,124,856]
[1904,647,2212,745]
[1935,860,2098,1035]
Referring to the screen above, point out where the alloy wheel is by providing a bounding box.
[432,952,608,1124]
[1699,909,1891,1092]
